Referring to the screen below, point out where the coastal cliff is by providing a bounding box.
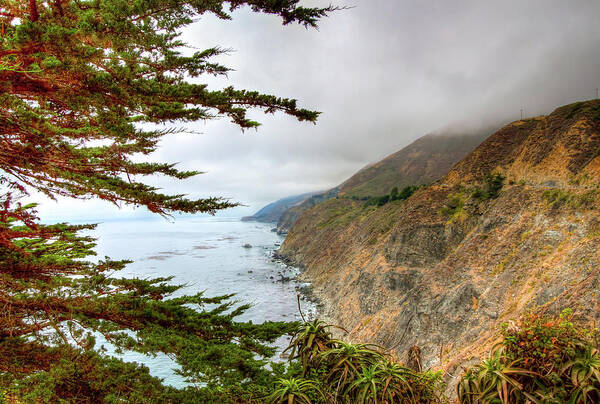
[279,100,600,386]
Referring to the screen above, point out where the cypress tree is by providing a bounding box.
[0,1,333,401]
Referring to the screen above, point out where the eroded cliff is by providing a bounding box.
[279,100,600,389]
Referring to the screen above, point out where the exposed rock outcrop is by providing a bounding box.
[279,100,600,392]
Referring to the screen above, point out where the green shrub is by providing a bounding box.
[274,319,445,403]
[363,185,420,208]
[442,173,504,221]
[470,187,485,200]
[363,196,379,207]
[555,100,600,122]
[440,193,466,222]
[377,195,390,206]
[284,319,341,373]
[266,377,324,404]
[542,189,597,210]
[345,362,443,404]
[275,310,600,403]
[471,173,505,201]
[458,310,600,403]
[395,185,419,201]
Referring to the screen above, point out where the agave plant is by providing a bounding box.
[345,364,385,404]
[413,370,446,403]
[377,360,424,402]
[284,319,342,374]
[530,385,570,404]
[265,377,323,404]
[318,341,385,395]
[344,361,420,404]
[343,360,443,404]
[561,347,600,403]
[457,348,538,404]
[457,368,479,404]
[459,312,600,404]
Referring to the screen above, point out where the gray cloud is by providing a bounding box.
[35,0,600,220]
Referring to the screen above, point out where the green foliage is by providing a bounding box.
[266,377,324,404]
[345,361,444,404]
[377,195,390,206]
[471,173,505,201]
[457,348,537,404]
[363,196,383,207]
[350,195,372,201]
[318,341,385,392]
[0,1,334,401]
[1,0,334,215]
[542,189,597,211]
[363,185,419,208]
[395,185,419,201]
[1,344,181,403]
[275,319,446,403]
[458,310,600,404]
[440,192,466,222]
[0,201,301,402]
[441,173,505,222]
[555,100,600,122]
[563,102,587,120]
[284,319,341,374]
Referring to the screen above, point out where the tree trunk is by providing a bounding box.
[54,0,64,16]
[29,0,39,22]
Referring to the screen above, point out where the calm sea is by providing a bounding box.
[88,216,314,387]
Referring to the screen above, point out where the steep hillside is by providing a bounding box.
[339,131,491,198]
[241,192,318,223]
[275,129,491,234]
[279,100,600,392]
[276,188,339,234]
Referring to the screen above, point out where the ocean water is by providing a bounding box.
[89,216,314,387]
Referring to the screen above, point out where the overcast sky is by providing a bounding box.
[35,0,600,221]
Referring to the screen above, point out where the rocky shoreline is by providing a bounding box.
[263,248,319,322]
[271,249,324,316]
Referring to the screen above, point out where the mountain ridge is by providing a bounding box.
[241,191,320,223]
[274,128,492,233]
[278,99,600,395]
[339,129,496,197]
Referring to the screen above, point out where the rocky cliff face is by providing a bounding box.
[279,100,600,390]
